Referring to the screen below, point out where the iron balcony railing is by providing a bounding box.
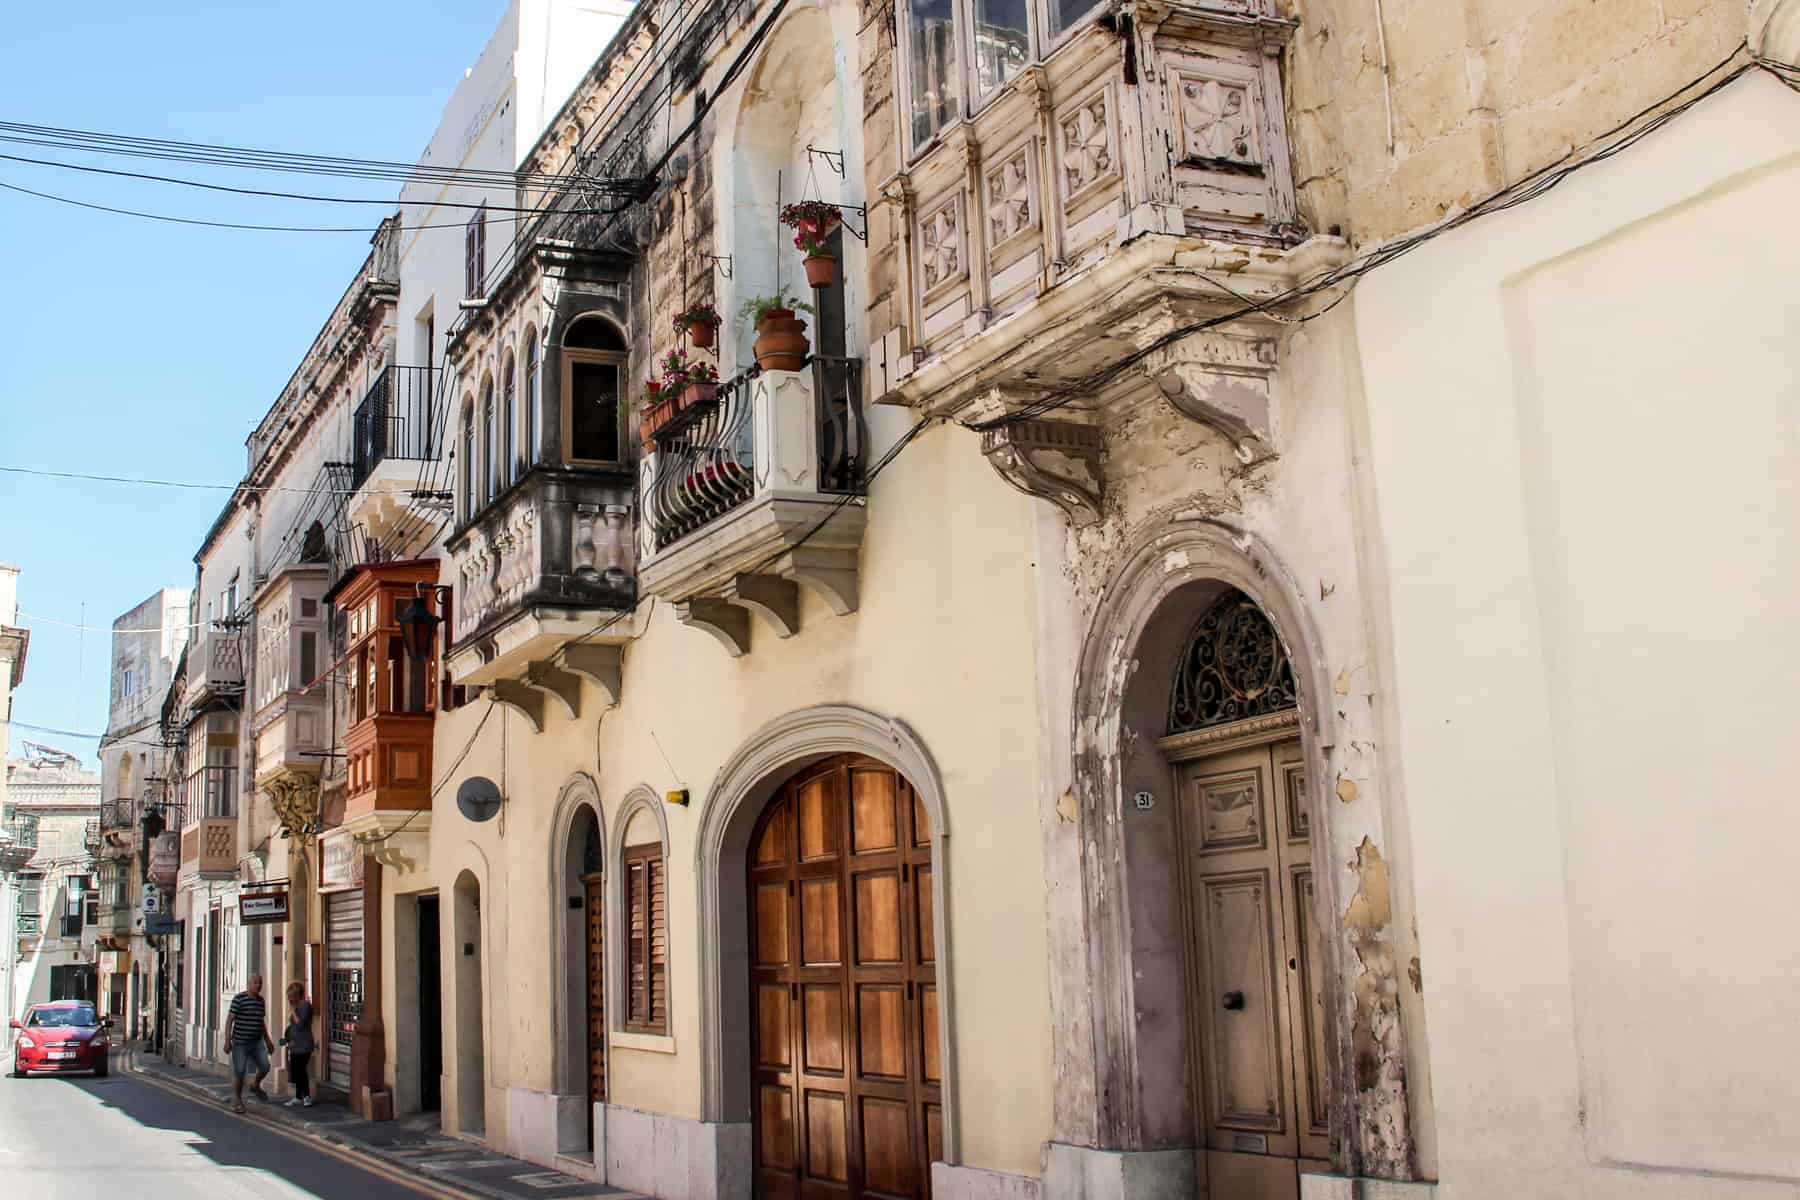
[645,355,867,552]
[100,798,134,831]
[352,365,440,488]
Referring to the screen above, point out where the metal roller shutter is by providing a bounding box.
[325,890,364,1085]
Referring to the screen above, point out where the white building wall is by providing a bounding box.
[1348,70,1800,1197]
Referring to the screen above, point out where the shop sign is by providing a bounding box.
[99,951,123,974]
[148,832,180,885]
[320,830,364,893]
[240,888,289,926]
[145,910,178,937]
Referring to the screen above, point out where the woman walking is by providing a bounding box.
[281,980,316,1108]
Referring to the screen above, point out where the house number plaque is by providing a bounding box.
[1133,791,1156,811]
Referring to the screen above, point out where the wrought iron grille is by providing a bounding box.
[328,968,362,1048]
[1168,588,1299,734]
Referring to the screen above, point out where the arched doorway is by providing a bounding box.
[561,802,606,1146]
[746,753,940,1200]
[1160,588,1326,1197]
[453,869,486,1136]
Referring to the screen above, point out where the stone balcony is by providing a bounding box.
[446,467,636,725]
[180,815,236,878]
[637,356,868,657]
[183,626,245,709]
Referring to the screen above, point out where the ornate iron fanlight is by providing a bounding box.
[1167,588,1299,734]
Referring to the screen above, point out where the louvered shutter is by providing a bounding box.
[623,843,667,1034]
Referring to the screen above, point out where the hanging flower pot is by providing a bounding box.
[741,294,811,372]
[780,201,844,289]
[673,303,721,350]
[803,254,838,289]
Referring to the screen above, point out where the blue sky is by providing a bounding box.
[0,2,507,764]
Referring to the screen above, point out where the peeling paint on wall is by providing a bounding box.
[1342,836,1414,1176]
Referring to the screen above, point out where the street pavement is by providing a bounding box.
[0,1054,633,1199]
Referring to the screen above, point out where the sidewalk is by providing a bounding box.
[126,1049,640,1200]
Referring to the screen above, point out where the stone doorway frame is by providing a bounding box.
[1060,517,1420,1189]
[548,771,606,1155]
[694,704,959,1168]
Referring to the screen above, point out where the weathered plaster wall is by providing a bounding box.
[1347,71,1800,1196]
[1283,0,1749,243]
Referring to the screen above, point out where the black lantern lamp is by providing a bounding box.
[397,589,446,664]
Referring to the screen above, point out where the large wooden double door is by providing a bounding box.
[1175,732,1330,1199]
[749,755,941,1200]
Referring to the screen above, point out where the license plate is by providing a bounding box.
[49,1051,75,1060]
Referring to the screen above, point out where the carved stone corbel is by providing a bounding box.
[1144,331,1280,461]
[980,417,1106,527]
[556,643,621,707]
[489,679,546,733]
[523,660,582,720]
[678,598,752,658]
[723,574,800,638]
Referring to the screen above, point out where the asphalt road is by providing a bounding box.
[0,1065,439,1199]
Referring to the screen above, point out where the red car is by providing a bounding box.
[10,1001,111,1077]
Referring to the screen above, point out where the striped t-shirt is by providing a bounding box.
[227,992,266,1045]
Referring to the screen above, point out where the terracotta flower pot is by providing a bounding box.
[803,254,838,289]
[686,320,717,350]
[681,381,719,411]
[639,416,659,453]
[753,308,810,373]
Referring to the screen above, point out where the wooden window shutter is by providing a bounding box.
[624,842,667,1034]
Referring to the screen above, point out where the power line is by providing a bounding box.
[0,464,359,497]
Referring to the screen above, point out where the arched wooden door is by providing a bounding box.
[749,754,941,1200]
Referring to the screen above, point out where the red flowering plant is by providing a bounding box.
[673,302,721,334]
[644,348,717,404]
[779,201,843,257]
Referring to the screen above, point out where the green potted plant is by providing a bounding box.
[740,292,815,373]
[674,302,722,350]
[780,201,844,288]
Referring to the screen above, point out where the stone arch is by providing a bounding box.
[1066,516,1418,1182]
[549,773,605,1104]
[693,705,958,1161]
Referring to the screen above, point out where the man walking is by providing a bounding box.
[223,974,276,1115]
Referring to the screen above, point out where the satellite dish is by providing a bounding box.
[456,777,504,823]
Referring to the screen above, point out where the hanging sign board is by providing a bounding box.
[142,890,162,915]
[145,910,179,937]
[319,830,364,894]
[240,888,290,926]
[149,832,181,885]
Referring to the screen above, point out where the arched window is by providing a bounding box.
[1167,587,1298,734]
[501,351,517,486]
[460,400,476,521]
[524,335,540,465]
[562,317,627,465]
[613,794,669,1037]
[482,381,498,504]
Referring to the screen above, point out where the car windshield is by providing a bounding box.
[27,1005,98,1028]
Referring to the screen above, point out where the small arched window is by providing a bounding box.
[616,798,668,1036]
[562,316,627,465]
[482,381,499,504]
[524,336,540,465]
[501,351,517,485]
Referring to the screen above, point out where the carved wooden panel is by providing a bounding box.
[1291,866,1330,1143]
[1198,870,1286,1133]
[918,195,966,301]
[984,143,1035,251]
[802,878,843,967]
[1058,85,1116,202]
[1283,762,1309,844]
[1192,766,1268,853]
[758,983,792,1070]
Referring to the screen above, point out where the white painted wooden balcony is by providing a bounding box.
[182,626,244,709]
[636,356,867,656]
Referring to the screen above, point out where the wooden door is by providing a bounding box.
[749,755,941,1200]
[583,872,607,1124]
[1177,735,1329,1199]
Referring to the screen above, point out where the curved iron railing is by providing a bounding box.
[646,367,760,550]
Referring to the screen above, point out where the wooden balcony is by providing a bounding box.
[180,816,236,878]
[183,627,245,709]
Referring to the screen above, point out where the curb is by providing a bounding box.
[125,1056,495,1200]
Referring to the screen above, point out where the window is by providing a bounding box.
[460,405,476,521]
[465,204,487,299]
[623,842,667,1034]
[908,0,961,146]
[299,631,317,687]
[525,338,540,465]
[973,0,1030,95]
[18,873,41,918]
[1045,0,1100,38]
[121,669,136,698]
[483,384,499,503]
[501,355,517,484]
[223,573,239,622]
[64,875,87,938]
[562,318,627,465]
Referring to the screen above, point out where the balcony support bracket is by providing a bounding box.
[724,574,801,638]
[980,417,1106,528]
[678,598,752,658]
[781,546,860,616]
[556,644,623,708]
[524,660,583,721]
[488,680,547,734]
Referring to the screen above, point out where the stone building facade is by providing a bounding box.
[134,0,1800,1198]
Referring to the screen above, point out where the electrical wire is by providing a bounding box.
[0,464,360,497]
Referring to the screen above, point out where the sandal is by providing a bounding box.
[232,1102,246,1114]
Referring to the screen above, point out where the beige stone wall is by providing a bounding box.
[1285,0,1750,242]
